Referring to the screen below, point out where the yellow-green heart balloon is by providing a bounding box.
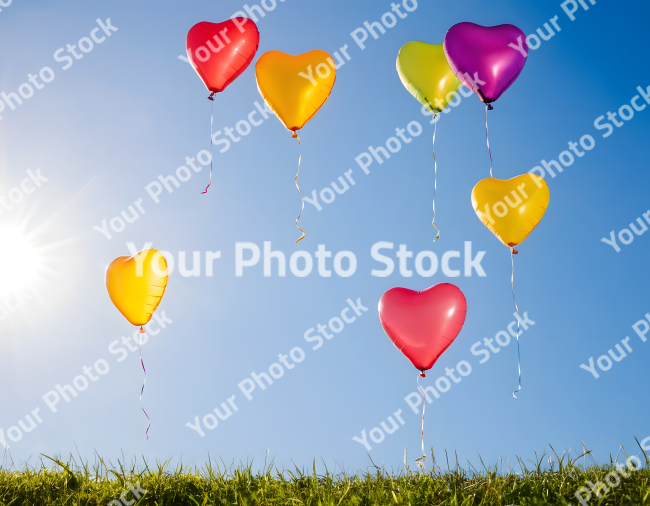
[396,41,462,113]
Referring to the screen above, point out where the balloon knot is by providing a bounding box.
[420,371,426,378]
[291,132,297,138]
[208,92,215,101]
[487,104,494,110]
[511,248,519,255]
[139,326,145,334]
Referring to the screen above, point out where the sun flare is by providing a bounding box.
[0,224,44,297]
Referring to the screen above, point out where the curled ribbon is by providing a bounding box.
[510,248,522,399]
[293,132,305,243]
[415,373,428,470]
[139,327,150,439]
[431,116,440,242]
[485,104,493,178]
[201,93,215,194]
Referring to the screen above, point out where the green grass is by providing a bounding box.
[2,444,650,505]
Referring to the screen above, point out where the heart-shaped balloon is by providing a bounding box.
[106,249,169,328]
[255,50,336,133]
[443,22,527,104]
[186,18,260,94]
[471,174,549,248]
[379,283,467,374]
[396,41,462,113]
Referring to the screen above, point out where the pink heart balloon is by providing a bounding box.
[378,283,467,374]
[443,22,527,105]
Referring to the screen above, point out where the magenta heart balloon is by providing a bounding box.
[378,283,467,374]
[443,22,528,105]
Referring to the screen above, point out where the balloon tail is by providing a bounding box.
[142,408,150,440]
[294,152,305,243]
[291,131,301,145]
[201,95,215,194]
[485,104,493,178]
[431,116,440,242]
[511,247,522,399]
[415,373,428,470]
[139,331,150,439]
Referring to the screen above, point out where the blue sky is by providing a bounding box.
[0,0,649,472]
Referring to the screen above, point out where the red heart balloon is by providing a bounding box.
[186,18,260,94]
[379,283,467,374]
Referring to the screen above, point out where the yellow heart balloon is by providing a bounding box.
[105,249,168,328]
[471,174,550,248]
[396,41,462,113]
[255,50,336,134]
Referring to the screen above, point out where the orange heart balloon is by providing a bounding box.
[255,50,336,134]
[471,174,549,248]
[105,249,168,328]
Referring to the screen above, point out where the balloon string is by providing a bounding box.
[294,146,305,243]
[510,248,522,399]
[201,93,215,194]
[139,328,150,439]
[485,104,493,178]
[431,116,440,242]
[415,373,427,470]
